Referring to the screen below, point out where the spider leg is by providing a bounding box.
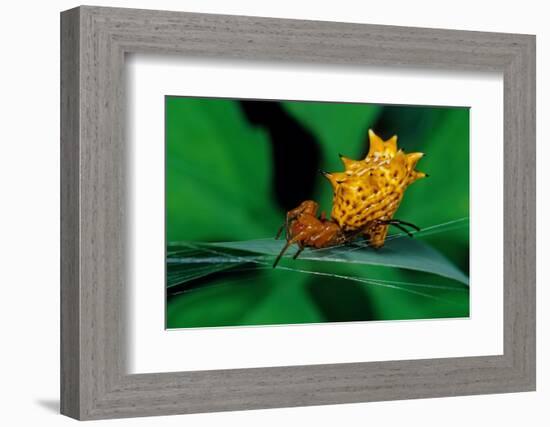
[275,214,293,241]
[293,246,305,260]
[275,222,285,240]
[273,240,292,268]
[284,213,300,240]
[390,219,421,232]
[344,228,365,244]
[273,231,308,268]
[375,219,420,238]
[387,222,414,238]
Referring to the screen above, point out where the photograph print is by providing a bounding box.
[165,96,470,329]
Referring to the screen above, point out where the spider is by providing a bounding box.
[273,200,345,268]
[272,131,426,267]
[273,200,421,268]
[322,130,427,248]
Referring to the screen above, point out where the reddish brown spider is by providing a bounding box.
[273,200,346,267]
[273,200,421,268]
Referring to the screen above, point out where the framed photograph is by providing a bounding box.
[61,6,536,420]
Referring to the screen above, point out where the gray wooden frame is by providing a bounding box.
[60,5,536,420]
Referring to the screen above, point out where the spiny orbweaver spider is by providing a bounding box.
[273,129,426,268]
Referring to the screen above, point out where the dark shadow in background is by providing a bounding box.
[239,100,321,211]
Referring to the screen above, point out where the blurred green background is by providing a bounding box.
[165,96,470,329]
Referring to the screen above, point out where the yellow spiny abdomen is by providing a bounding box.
[323,129,426,248]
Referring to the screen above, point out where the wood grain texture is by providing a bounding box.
[60,5,536,420]
[60,7,81,419]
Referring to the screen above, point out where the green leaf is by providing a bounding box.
[384,107,470,266]
[239,270,325,325]
[204,236,468,285]
[166,97,280,242]
[283,102,381,166]
[166,266,324,328]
